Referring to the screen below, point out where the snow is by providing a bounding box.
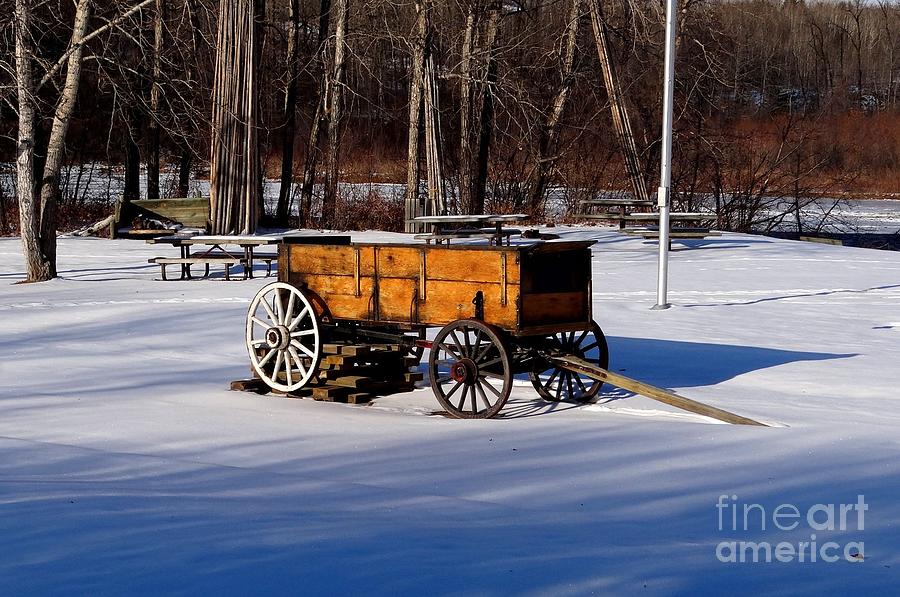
[1,228,900,594]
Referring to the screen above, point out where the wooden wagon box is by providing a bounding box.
[277,237,595,337]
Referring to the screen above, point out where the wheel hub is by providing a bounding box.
[265,325,291,350]
[450,358,477,384]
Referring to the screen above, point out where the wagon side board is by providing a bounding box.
[279,240,595,335]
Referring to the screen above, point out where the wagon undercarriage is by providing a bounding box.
[245,278,610,418]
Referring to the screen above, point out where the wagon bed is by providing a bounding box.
[278,236,596,336]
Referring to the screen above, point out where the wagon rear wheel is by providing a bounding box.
[429,320,512,419]
[530,322,609,403]
[246,282,322,392]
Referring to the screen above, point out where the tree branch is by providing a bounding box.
[37,0,156,91]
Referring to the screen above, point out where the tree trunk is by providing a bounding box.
[32,0,92,280]
[527,0,580,217]
[209,0,262,235]
[423,53,445,217]
[15,0,49,281]
[404,0,428,232]
[147,0,165,199]
[321,0,349,229]
[459,0,500,215]
[458,1,479,214]
[178,148,191,197]
[124,105,141,201]
[275,0,301,226]
[299,0,333,226]
[588,0,650,204]
[473,4,501,215]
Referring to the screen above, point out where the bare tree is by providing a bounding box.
[587,0,650,204]
[526,0,581,216]
[208,0,263,234]
[275,0,301,226]
[404,0,428,231]
[147,0,166,199]
[321,0,350,228]
[13,0,154,281]
[297,0,332,225]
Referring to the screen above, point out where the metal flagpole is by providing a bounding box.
[653,0,678,310]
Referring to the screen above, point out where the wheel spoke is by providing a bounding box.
[449,330,466,358]
[284,290,296,326]
[438,341,462,360]
[566,372,575,400]
[258,348,276,367]
[287,305,309,331]
[574,374,589,394]
[292,340,316,359]
[480,370,505,380]
[290,329,316,337]
[471,330,484,361]
[480,376,502,398]
[574,329,589,347]
[251,316,270,329]
[275,289,286,325]
[445,380,464,399]
[273,350,283,379]
[543,368,560,392]
[475,381,493,410]
[288,346,307,379]
[479,356,502,370]
[283,350,293,386]
[581,341,599,353]
[250,339,267,347]
[261,296,278,324]
[457,385,469,411]
[471,385,478,414]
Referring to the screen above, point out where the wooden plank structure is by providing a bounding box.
[550,355,766,426]
[111,197,210,238]
[235,340,420,404]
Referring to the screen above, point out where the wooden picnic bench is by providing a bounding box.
[577,199,655,229]
[147,234,279,280]
[577,200,721,243]
[112,197,210,239]
[410,214,527,245]
[149,255,246,280]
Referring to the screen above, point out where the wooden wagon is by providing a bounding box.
[244,235,609,418]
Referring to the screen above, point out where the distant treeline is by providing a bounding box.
[2,0,900,230]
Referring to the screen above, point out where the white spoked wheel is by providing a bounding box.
[246,282,321,392]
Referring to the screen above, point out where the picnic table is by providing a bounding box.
[411,214,528,245]
[147,235,280,280]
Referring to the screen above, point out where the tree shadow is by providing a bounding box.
[682,284,900,307]
[0,422,896,595]
[605,336,855,391]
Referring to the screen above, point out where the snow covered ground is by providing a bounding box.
[1,228,899,595]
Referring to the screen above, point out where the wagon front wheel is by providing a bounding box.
[530,321,609,403]
[429,320,512,419]
[246,282,322,392]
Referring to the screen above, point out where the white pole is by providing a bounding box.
[654,0,678,310]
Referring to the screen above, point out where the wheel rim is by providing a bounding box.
[530,322,609,403]
[429,320,512,419]
[246,282,321,392]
